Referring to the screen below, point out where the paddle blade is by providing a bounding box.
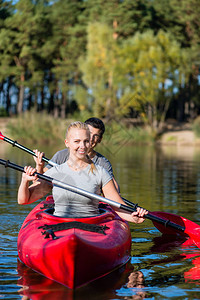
[150,211,186,235]
[151,211,200,243]
[0,132,5,140]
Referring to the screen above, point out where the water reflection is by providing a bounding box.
[17,260,147,300]
[2,143,200,298]
[125,270,147,299]
[111,144,200,224]
[151,234,200,287]
[184,255,200,283]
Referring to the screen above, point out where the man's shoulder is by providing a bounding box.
[94,152,112,168]
[53,148,69,158]
[92,152,113,176]
[94,151,110,162]
[48,148,69,166]
[55,148,69,155]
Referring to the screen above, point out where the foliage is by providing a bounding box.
[6,112,154,146]
[0,0,200,129]
[192,116,200,138]
[7,111,70,145]
[0,107,8,116]
[79,22,121,118]
[117,30,191,132]
[101,119,154,146]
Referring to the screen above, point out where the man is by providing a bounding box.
[35,117,120,191]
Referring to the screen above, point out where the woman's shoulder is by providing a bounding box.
[44,162,68,175]
[93,163,112,186]
[93,163,110,176]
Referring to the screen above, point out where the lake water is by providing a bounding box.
[1,142,200,299]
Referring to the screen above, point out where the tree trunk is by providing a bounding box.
[105,71,115,119]
[48,93,54,113]
[53,82,60,118]
[61,93,66,119]
[40,86,44,111]
[176,86,185,122]
[6,77,11,116]
[17,73,25,114]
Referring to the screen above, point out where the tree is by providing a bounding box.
[118,30,191,132]
[79,22,120,118]
[85,0,153,39]
[49,0,87,118]
[0,0,14,115]
[0,0,52,114]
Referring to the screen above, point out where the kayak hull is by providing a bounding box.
[17,196,131,289]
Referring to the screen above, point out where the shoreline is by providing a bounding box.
[158,130,200,147]
[1,117,199,146]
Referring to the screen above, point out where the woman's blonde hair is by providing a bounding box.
[66,121,96,174]
[66,121,90,138]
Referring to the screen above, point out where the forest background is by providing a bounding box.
[1,0,200,145]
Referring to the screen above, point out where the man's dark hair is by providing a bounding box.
[85,117,105,137]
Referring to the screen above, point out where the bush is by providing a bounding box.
[6,112,154,148]
[192,116,200,138]
[0,107,8,117]
[7,111,71,146]
[102,120,154,145]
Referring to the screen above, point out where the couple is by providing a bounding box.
[18,118,148,224]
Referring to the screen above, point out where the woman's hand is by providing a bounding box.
[33,149,45,173]
[22,166,38,182]
[131,207,148,223]
[18,165,51,205]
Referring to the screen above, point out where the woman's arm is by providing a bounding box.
[112,176,120,193]
[102,180,148,223]
[18,166,52,205]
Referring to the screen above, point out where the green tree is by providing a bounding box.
[0,0,14,115]
[118,30,191,132]
[79,22,120,118]
[148,0,200,121]
[0,0,51,114]
[85,0,153,39]
[49,0,87,118]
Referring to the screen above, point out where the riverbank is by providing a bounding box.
[1,116,200,146]
[0,117,9,135]
[158,121,200,146]
[159,129,200,146]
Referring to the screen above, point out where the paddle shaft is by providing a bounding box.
[0,133,57,167]
[0,158,185,232]
[0,132,145,209]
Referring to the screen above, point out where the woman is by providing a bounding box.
[34,117,120,192]
[18,121,148,223]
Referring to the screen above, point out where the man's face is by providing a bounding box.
[87,125,102,150]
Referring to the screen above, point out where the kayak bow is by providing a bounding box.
[18,196,131,289]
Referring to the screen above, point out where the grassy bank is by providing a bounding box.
[4,112,154,147]
[6,112,70,147]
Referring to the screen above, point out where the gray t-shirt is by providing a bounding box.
[44,163,112,218]
[46,148,113,177]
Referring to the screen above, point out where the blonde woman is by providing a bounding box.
[18,121,147,223]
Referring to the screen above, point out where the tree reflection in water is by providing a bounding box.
[125,270,147,299]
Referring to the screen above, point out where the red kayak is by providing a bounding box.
[17,196,131,289]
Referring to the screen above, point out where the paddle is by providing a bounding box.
[0,132,57,167]
[0,131,145,208]
[1,134,199,244]
[1,158,198,242]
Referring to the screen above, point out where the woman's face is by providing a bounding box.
[65,128,90,159]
